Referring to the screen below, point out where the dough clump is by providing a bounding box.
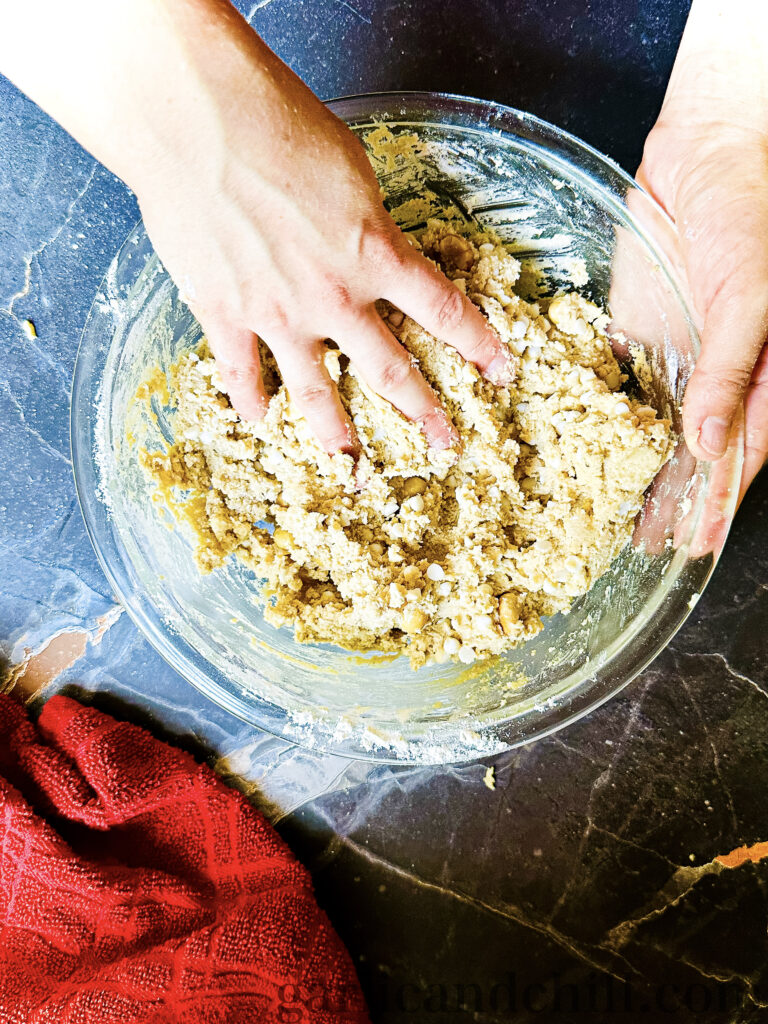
[142,222,671,668]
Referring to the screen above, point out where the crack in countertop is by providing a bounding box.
[4,163,97,318]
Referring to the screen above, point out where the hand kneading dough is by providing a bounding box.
[141,221,671,668]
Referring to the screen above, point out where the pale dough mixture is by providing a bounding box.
[141,221,671,669]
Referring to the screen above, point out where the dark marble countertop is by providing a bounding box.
[3,1,768,1021]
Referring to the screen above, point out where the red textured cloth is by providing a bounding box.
[0,694,370,1024]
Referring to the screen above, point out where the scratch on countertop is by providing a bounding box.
[326,833,636,982]
[1,384,71,464]
[334,0,372,24]
[246,0,278,20]
[4,162,97,318]
[606,837,768,955]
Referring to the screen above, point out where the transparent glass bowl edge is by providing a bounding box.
[70,93,743,764]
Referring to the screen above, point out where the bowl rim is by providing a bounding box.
[70,90,744,764]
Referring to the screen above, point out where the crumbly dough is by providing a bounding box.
[141,221,671,669]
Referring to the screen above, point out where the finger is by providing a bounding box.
[385,242,514,384]
[688,415,744,559]
[269,338,358,455]
[336,307,458,450]
[677,178,768,462]
[200,318,269,421]
[683,283,768,463]
[740,343,768,502]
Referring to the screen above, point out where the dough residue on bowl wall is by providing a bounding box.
[136,219,672,669]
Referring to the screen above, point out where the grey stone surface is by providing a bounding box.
[4,1,768,1021]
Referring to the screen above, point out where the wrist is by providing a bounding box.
[659,0,768,135]
[640,0,768,211]
[0,0,290,199]
[93,0,265,196]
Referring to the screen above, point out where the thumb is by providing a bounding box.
[683,262,768,462]
[674,161,768,461]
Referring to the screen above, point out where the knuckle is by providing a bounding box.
[221,365,258,386]
[383,237,411,276]
[292,382,333,407]
[322,276,353,312]
[432,286,466,333]
[376,355,414,393]
[699,364,754,397]
[360,225,405,275]
[697,248,766,316]
[259,305,289,336]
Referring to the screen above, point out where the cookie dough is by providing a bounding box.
[141,221,671,669]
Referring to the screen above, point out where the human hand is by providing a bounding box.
[0,0,512,455]
[636,0,768,502]
[130,5,512,454]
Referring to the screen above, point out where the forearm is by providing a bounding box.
[660,0,768,135]
[0,0,296,194]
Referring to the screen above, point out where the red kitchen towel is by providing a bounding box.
[0,694,370,1024]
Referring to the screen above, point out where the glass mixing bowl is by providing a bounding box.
[71,92,743,764]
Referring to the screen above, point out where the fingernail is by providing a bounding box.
[485,351,515,386]
[430,434,453,451]
[428,417,460,452]
[236,399,268,423]
[698,416,729,459]
[331,423,361,460]
[339,439,361,459]
[429,427,460,451]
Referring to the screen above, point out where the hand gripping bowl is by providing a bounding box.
[71,93,743,765]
